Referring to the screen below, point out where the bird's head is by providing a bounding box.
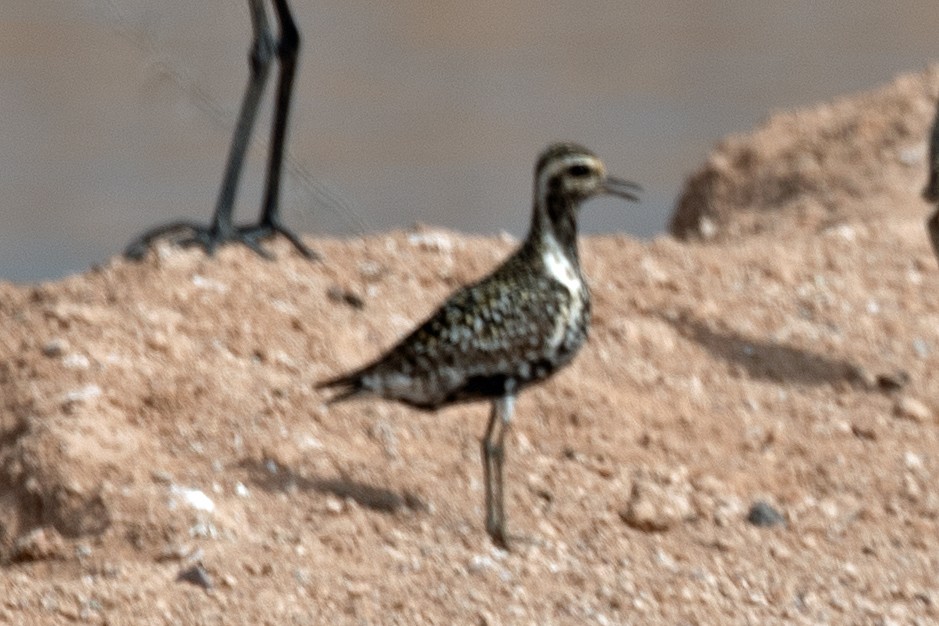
[534,143,640,207]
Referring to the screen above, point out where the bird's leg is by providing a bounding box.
[207,0,276,253]
[927,209,939,267]
[924,102,939,267]
[926,101,939,201]
[481,394,514,548]
[125,0,315,260]
[126,0,272,259]
[236,0,318,259]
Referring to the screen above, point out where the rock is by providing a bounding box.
[620,468,694,532]
[326,285,365,310]
[177,564,213,590]
[9,527,68,562]
[875,370,910,393]
[167,486,215,514]
[41,338,69,357]
[746,501,786,528]
[893,396,932,422]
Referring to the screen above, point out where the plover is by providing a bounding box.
[125,0,316,261]
[318,143,639,546]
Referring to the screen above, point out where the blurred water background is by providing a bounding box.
[3,1,938,281]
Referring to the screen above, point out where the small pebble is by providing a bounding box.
[894,396,932,423]
[168,485,215,513]
[746,501,786,528]
[326,285,365,309]
[62,353,91,369]
[177,564,213,590]
[42,339,69,357]
[151,470,173,484]
[620,470,694,532]
[407,230,453,252]
[9,527,67,562]
[875,371,910,393]
[698,215,718,240]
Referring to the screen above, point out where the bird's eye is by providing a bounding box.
[568,164,591,177]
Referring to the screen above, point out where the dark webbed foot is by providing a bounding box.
[123,219,318,261]
[124,221,220,260]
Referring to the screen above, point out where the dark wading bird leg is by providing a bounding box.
[924,101,939,266]
[928,209,939,265]
[125,0,318,261]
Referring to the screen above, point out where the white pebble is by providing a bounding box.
[169,485,216,513]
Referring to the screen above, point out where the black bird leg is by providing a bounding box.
[125,0,317,261]
[923,101,939,267]
[235,0,318,259]
[482,394,514,548]
[927,209,939,265]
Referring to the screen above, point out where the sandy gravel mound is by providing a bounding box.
[670,64,939,241]
[2,215,939,622]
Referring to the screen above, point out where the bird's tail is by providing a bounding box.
[315,372,366,405]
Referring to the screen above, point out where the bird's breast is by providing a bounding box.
[540,238,589,354]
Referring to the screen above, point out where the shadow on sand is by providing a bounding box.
[659,312,867,387]
[238,458,426,514]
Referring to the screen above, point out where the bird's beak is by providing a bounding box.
[603,176,642,202]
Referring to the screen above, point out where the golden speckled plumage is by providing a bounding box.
[318,142,640,546]
[322,240,589,408]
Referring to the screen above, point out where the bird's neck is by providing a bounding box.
[526,192,581,267]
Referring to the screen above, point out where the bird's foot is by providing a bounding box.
[486,523,542,552]
[124,219,318,261]
[489,530,544,552]
[236,219,320,261]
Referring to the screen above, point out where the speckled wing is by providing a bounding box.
[318,263,587,409]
